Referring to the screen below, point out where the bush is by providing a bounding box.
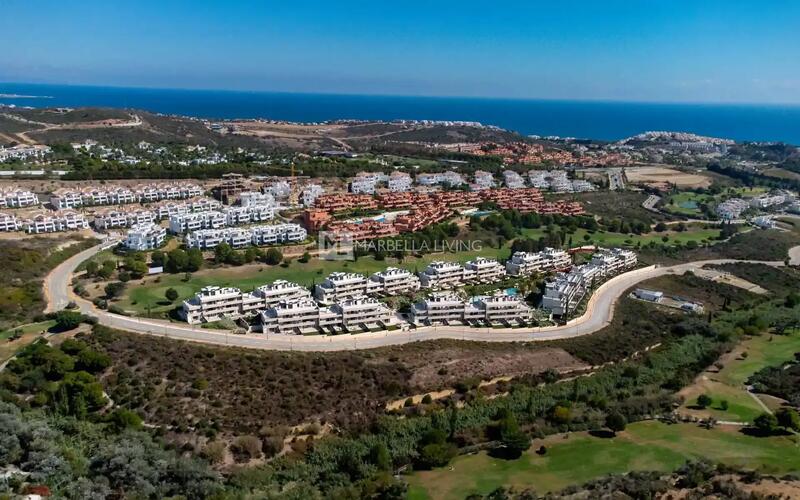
[165,288,179,302]
[231,435,262,462]
[696,394,712,409]
[53,310,84,331]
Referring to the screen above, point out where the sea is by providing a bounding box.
[2,82,800,144]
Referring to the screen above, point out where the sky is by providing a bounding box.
[2,0,800,104]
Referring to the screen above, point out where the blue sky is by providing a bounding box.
[2,0,799,103]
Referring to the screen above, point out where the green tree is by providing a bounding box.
[371,442,392,471]
[165,288,179,302]
[605,412,627,435]
[263,248,283,265]
[166,249,189,273]
[187,248,204,271]
[696,394,712,409]
[54,310,84,331]
[753,412,778,435]
[776,407,800,431]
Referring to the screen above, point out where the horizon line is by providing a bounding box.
[3,80,800,109]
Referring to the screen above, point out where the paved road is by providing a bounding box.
[45,242,794,352]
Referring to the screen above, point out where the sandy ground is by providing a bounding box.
[694,267,769,295]
[626,166,712,188]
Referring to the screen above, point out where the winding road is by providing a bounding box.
[45,241,797,352]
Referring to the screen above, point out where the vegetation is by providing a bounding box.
[0,237,98,330]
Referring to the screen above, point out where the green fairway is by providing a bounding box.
[406,421,800,499]
[717,331,800,387]
[116,245,511,316]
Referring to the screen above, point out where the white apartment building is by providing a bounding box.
[350,175,378,194]
[186,227,252,249]
[0,213,23,232]
[410,292,532,325]
[471,170,495,190]
[750,194,786,209]
[502,170,526,189]
[0,188,40,208]
[541,248,637,316]
[168,211,227,233]
[416,171,465,187]
[331,296,392,329]
[418,261,477,289]
[505,248,572,277]
[124,223,166,251]
[716,198,749,220]
[185,223,307,249]
[465,257,506,283]
[301,184,324,207]
[369,267,421,295]
[24,211,89,234]
[181,280,311,324]
[264,180,292,200]
[153,198,222,220]
[0,144,51,162]
[93,208,156,230]
[239,191,276,207]
[250,224,307,245]
[388,172,412,192]
[314,272,376,304]
[253,280,312,307]
[223,205,275,226]
[50,189,84,210]
[259,298,338,334]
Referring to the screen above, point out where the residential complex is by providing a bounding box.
[505,248,572,276]
[50,183,204,209]
[124,223,167,251]
[24,211,90,234]
[314,267,421,304]
[0,188,40,208]
[541,248,637,316]
[185,223,307,249]
[715,198,749,220]
[410,292,533,325]
[0,213,23,232]
[180,280,311,324]
[94,207,157,230]
[259,295,392,334]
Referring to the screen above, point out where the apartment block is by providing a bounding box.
[24,211,89,234]
[238,191,276,207]
[464,257,507,283]
[124,223,166,251]
[154,197,222,220]
[185,223,307,249]
[314,272,377,304]
[505,247,572,276]
[387,171,413,192]
[502,170,526,189]
[410,292,532,325]
[369,267,421,295]
[181,280,310,324]
[0,188,40,208]
[418,261,477,289]
[0,213,23,232]
[223,204,275,226]
[301,184,324,207]
[259,298,338,334]
[541,248,637,316]
[471,170,495,190]
[93,208,156,230]
[716,198,749,220]
[168,211,227,233]
[330,296,392,329]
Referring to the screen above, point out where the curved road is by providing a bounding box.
[45,241,796,352]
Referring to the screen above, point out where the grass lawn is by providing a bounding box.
[116,245,512,316]
[661,191,712,217]
[407,421,800,499]
[679,330,800,423]
[0,320,56,362]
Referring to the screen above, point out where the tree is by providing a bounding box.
[776,408,800,431]
[605,412,627,436]
[753,412,778,435]
[654,222,668,232]
[186,248,204,271]
[54,310,83,331]
[263,248,283,265]
[719,400,729,411]
[104,281,126,299]
[417,442,457,469]
[125,259,149,279]
[165,288,179,303]
[214,242,233,264]
[166,249,189,273]
[85,260,99,276]
[75,349,111,373]
[696,394,712,409]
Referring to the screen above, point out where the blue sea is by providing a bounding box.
[2,82,800,144]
